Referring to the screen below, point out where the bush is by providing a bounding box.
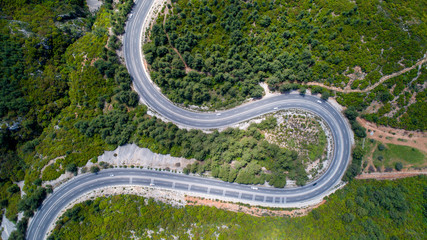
[7,184,20,194]
[321,91,330,100]
[46,185,53,194]
[90,166,100,173]
[66,163,78,175]
[395,162,403,171]
[342,213,355,223]
[33,178,42,186]
[378,144,385,151]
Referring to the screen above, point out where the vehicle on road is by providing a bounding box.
[312,182,317,186]
[150,183,155,186]
[273,107,278,110]
[251,186,258,190]
[317,100,322,103]
[110,174,114,177]
[216,113,221,116]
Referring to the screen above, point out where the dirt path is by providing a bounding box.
[363,140,378,172]
[356,171,426,180]
[357,117,427,154]
[162,3,198,74]
[306,56,427,93]
[186,196,326,217]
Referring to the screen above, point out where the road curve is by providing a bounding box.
[26,0,352,239]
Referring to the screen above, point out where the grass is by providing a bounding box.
[372,143,426,169]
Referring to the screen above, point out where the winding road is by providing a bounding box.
[26,0,353,239]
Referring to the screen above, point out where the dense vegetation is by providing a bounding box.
[0,0,424,238]
[145,0,426,130]
[1,1,310,233]
[48,176,427,239]
[0,0,92,226]
[0,0,137,236]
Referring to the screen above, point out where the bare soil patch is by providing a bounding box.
[356,171,426,180]
[357,117,427,154]
[185,196,325,217]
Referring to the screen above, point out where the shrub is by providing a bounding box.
[395,162,403,171]
[66,163,78,174]
[90,166,100,173]
[7,185,20,194]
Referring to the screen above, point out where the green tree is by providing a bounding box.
[90,166,100,174]
[395,162,403,171]
[66,163,78,175]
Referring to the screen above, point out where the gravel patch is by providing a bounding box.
[98,143,195,171]
[86,0,102,13]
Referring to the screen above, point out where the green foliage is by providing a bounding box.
[7,184,20,194]
[362,69,426,131]
[145,0,426,110]
[18,187,47,212]
[49,176,427,239]
[344,106,366,138]
[395,162,403,171]
[372,143,425,169]
[344,145,364,182]
[90,166,100,174]
[66,163,78,174]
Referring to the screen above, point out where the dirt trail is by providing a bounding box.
[356,171,426,180]
[306,57,427,93]
[357,117,427,154]
[186,196,326,217]
[162,3,197,74]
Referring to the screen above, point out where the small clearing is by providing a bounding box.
[86,0,102,13]
[356,171,426,180]
[358,117,427,153]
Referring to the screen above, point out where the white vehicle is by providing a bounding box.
[273,107,278,110]
[216,113,221,116]
[317,100,322,103]
[150,183,155,186]
[251,186,258,190]
[110,174,114,177]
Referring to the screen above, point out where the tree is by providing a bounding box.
[342,213,355,223]
[90,166,100,174]
[321,91,330,100]
[46,184,53,194]
[66,163,78,175]
[299,87,306,95]
[279,83,292,93]
[395,162,403,171]
[33,178,42,186]
[259,16,271,27]
[7,184,20,194]
[269,173,287,188]
[344,106,358,121]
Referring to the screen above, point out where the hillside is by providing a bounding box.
[0,0,425,239]
[145,0,426,130]
[48,176,427,240]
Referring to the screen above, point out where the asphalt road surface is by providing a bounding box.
[26,0,352,239]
